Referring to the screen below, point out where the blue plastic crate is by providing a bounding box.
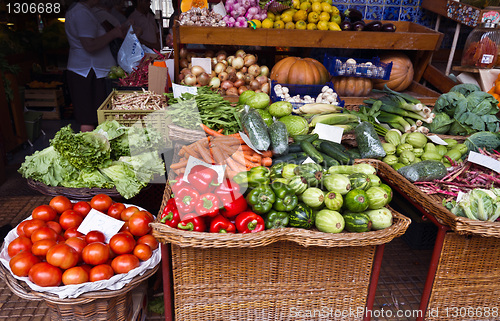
[324,55,392,80]
[270,81,345,113]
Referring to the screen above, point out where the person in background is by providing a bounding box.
[92,0,128,60]
[65,0,126,132]
[128,0,161,51]
[111,0,128,24]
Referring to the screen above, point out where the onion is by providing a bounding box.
[184,74,197,86]
[179,47,188,59]
[214,62,226,74]
[241,66,247,73]
[244,54,257,67]
[180,58,189,69]
[238,86,249,95]
[225,66,236,74]
[179,73,186,81]
[234,78,245,88]
[191,65,205,77]
[228,72,237,83]
[220,59,228,66]
[221,80,234,90]
[249,79,260,91]
[198,72,211,86]
[205,50,214,58]
[260,65,270,77]
[255,89,262,93]
[244,74,254,84]
[232,56,244,70]
[210,70,216,78]
[227,55,235,65]
[256,75,268,85]
[209,77,221,88]
[186,52,196,61]
[181,68,191,75]
[236,71,245,80]
[212,57,218,66]
[216,51,227,61]
[235,49,246,58]
[218,71,229,81]
[248,64,261,77]
[226,87,239,96]
[261,82,270,94]
[247,6,259,15]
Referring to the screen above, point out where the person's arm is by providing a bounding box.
[80,26,124,53]
[138,33,160,51]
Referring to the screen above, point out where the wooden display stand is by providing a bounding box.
[24,88,64,120]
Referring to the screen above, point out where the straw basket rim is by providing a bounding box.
[27,179,123,200]
[167,123,206,143]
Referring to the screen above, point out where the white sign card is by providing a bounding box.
[191,58,212,74]
[312,123,344,144]
[182,156,226,184]
[212,2,227,18]
[302,157,316,164]
[239,131,263,154]
[427,135,448,145]
[77,209,125,243]
[172,83,198,98]
[468,151,500,173]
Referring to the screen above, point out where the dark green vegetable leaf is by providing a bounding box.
[449,83,481,97]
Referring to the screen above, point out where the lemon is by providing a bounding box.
[299,1,311,12]
[310,0,321,3]
[330,13,341,25]
[282,8,297,15]
[292,0,300,9]
[306,22,317,30]
[274,14,281,21]
[295,20,307,30]
[262,18,274,28]
[273,20,285,29]
[293,9,308,22]
[285,21,296,29]
[281,12,293,23]
[311,2,322,13]
[323,0,333,5]
[307,11,319,23]
[328,21,341,31]
[317,20,329,30]
[321,2,332,13]
[331,5,339,16]
[267,12,275,21]
[319,11,330,21]
[251,19,262,28]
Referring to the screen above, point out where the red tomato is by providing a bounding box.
[73,201,92,217]
[46,221,62,235]
[120,221,130,233]
[32,239,57,257]
[82,242,110,266]
[16,221,28,237]
[62,266,89,285]
[85,230,105,244]
[128,211,153,237]
[137,234,159,251]
[46,243,79,270]
[107,203,125,220]
[56,234,66,243]
[9,251,41,277]
[32,205,57,221]
[89,264,114,282]
[28,262,62,287]
[120,206,139,221]
[64,227,84,239]
[49,196,73,214]
[133,244,152,261]
[22,219,46,238]
[107,244,116,259]
[80,264,93,274]
[8,236,33,258]
[59,210,84,231]
[109,232,136,255]
[111,254,140,274]
[30,227,58,243]
[90,194,113,212]
[65,237,88,258]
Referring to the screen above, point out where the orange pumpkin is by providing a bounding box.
[332,77,373,96]
[180,0,208,12]
[270,57,330,85]
[373,53,414,92]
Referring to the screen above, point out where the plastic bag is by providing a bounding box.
[117,26,144,74]
[354,121,386,159]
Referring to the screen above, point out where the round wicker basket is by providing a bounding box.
[27,179,122,200]
[167,124,206,143]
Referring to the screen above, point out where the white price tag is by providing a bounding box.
[302,157,316,164]
[239,131,263,154]
[182,156,226,184]
[172,83,198,98]
[212,2,227,18]
[456,191,466,202]
[191,58,212,75]
[427,135,448,145]
[77,209,125,243]
[468,151,500,173]
[312,123,344,144]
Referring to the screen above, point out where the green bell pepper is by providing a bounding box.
[245,185,276,214]
[264,210,289,229]
[270,180,294,199]
[233,166,271,188]
[273,193,298,212]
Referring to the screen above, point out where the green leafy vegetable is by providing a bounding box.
[63,168,114,189]
[449,83,481,97]
[424,112,454,134]
[94,120,126,140]
[465,131,500,153]
[147,295,165,315]
[99,161,148,199]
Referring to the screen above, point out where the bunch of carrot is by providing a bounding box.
[169,124,273,178]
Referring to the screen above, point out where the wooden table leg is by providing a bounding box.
[162,243,174,321]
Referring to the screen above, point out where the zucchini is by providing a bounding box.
[268,120,289,156]
[288,143,303,153]
[293,133,319,143]
[300,140,324,164]
[272,152,307,164]
[354,122,386,159]
[319,152,340,167]
[288,155,308,164]
[318,141,352,165]
[346,148,361,160]
[397,160,447,183]
[240,107,271,150]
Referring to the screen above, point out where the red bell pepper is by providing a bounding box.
[188,165,220,193]
[160,198,181,227]
[170,174,190,195]
[219,192,248,219]
[209,214,236,233]
[175,187,200,214]
[177,213,206,232]
[235,211,265,233]
[214,178,241,196]
[195,193,220,218]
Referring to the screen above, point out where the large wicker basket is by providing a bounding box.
[27,179,123,200]
[0,263,158,321]
[167,124,206,143]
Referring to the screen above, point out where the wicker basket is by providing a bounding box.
[425,232,500,320]
[167,124,206,143]
[27,179,122,200]
[0,263,158,321]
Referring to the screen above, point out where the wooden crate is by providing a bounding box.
[24,88,63,120]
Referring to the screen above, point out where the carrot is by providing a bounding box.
[217,142,239,158]
[244,153,261,163]
[200,124,223,136]
[260,150,273,158]
[180,145,200,158]
[227,157,247,172]
[170,159,188,170]
[212,136,241,146]
[195,140,214,163]
[261,157,273,167]
[217,128,224,133]
[210,145,227,165]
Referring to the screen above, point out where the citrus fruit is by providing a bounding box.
[274,14,281,21]
[317,20,329,30]
[331,5,339,15]
[267,12,275,20]
[262,18,274,28]
[306,22,317,30]
[292,0,300,9]
[295,20,307,29]
[285,21,296,29]
[311,2,322,13]
[281,12,293,23]
[293,9,308,22]
[299,2,311,12]
[328,21,341,31]
[319,11,330,21]
[274,20,285,28]
[307,11,319,23]
[330,14,341,24]
[321,2,332,13]
[251,19,262,28]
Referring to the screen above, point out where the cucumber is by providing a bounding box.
[300,140,324,164]
[240,107,271,150]
[318,141,353,165]
[396,160,447,183]
[272,152,307,164]
[354,122,386,159]
[288,143,303,153]
[319,152,340,167]
[268,120,289,156]
[346,148,361,160]
[289,156,308,164]
[293,133,319,143]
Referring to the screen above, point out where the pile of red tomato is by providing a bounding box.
[6,194,158,288]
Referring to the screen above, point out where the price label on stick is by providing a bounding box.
[468,151,500,173]
[77,209,125,243]
[312,123,344,144]
[427,135,448,145]
[172,83,198,98]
